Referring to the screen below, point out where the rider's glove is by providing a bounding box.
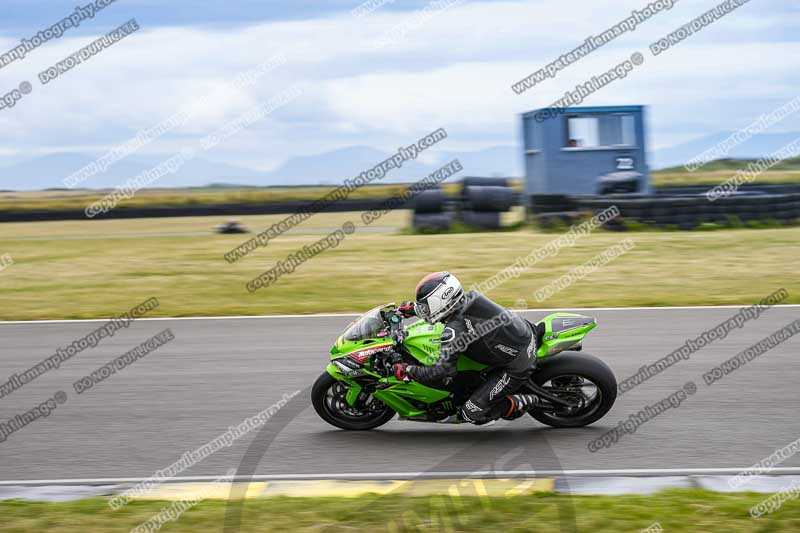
[393,363,413,382]
[398,301,416,318]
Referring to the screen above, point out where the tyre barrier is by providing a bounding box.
[411,187,452,230]
[457,179,515,230]
[412,189,447,214]
[8,183,798,225]
[657,183,800,196]
[463,185,517,212]
[529,193,800,230]
[461,176,510,193]
[411,177,515,231]
[0,198,411,223]
[412,212,453,231]
[461,210,501,230]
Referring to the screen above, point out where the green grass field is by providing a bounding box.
[1,491,798,532]
[1,156,798,213]
[658,155,800,174]
[0,212,797,321]
[652,170,800,187]
[0,182,466,212]
[653,155,800,186]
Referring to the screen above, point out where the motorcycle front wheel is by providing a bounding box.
[311,372,396,430]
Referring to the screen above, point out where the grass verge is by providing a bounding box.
[0,213,798,320]
[1,490,799,532]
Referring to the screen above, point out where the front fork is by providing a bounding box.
[326,363,366,407]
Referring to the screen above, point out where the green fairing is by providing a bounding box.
[535,312,597,358]
[326,307,596,418]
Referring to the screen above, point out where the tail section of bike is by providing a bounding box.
[534,313,596,358]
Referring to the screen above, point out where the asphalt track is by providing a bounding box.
[1,306,799,482]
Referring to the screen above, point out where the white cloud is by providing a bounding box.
[0,0,794,177]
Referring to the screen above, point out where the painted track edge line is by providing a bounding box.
[2,304,800,325]
[4,467,800,486]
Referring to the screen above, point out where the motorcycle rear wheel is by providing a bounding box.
[526,352,617,428]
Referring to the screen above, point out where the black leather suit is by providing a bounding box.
[407,291,536,423]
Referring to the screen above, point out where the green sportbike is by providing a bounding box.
[312,304,617,430]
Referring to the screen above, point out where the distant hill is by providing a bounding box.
[0,153,265,191]
[657,155,800,174]
[652,132,800,170]
[5,128,800,191]
[0,145,522,191]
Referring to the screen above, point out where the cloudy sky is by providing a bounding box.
[0,0,797,183]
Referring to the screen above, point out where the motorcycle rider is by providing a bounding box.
[393,272,541,424]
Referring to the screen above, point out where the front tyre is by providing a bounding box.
[527,352,617,428]
[311,372,396,430]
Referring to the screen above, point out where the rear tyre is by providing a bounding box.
[311,372,396,430]
[526,352,617,428]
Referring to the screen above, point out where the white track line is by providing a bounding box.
[3,468,800,485]
[1,305,799,325]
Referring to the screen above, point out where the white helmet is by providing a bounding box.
[414,271,465,324]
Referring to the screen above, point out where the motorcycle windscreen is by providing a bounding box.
[342,305,389,341]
